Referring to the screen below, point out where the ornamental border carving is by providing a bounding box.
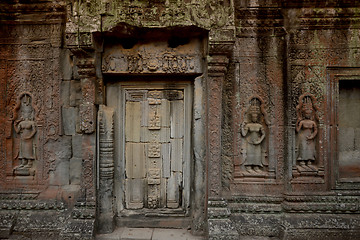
[102,52,199,74]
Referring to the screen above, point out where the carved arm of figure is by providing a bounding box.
[26,121,37,140]
[14,120,22,134]
[306,121,318,140]
[240,122,248,137]
[295,119,303,133]
[254,126,265,145]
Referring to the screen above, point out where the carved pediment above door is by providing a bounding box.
[101,39,203,75]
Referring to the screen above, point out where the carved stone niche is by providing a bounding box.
[234,96,274,180]
[292,93,324,181]
[12,92,38,177]
[2,92,47,191]
[328,68,360,190]
[3,91,45,189]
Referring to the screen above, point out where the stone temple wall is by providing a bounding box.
[0,0,360,239]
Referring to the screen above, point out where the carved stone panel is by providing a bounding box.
[0,23,62,190]
[107,82,192,214]
[13,93,37,177]
[124,88,185,209]
[236,96,271,179]
[102,39,203,75]
[293,93,322,177]
[291,93,325,184]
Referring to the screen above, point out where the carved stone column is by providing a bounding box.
[97,105,115,233]
[207,54,229,198]
[207,44,239,239]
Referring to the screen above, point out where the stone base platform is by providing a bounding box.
[96,227,205,240]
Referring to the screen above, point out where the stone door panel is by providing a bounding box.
[124,88,186,210]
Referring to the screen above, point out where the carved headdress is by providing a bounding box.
[249,97,261,115]
[296,93,319,123]
[13,92,35,122]
[244,96,269,125]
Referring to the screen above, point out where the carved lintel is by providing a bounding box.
[102,52,200,74]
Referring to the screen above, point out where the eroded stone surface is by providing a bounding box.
[1,0,360,239]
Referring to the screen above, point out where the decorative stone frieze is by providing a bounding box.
[102,40,203,75]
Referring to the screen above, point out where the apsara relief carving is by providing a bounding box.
[294,93,320,177]
[239,96,269,177]
[13,93,37,176]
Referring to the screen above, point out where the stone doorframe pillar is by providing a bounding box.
[207,43,239,239]
[97,105,115,233]
[207,53,229,198]
[60,49,98,239]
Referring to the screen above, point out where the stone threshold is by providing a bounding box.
[96,227,205,240]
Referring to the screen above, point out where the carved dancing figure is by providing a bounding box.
[13,93,37,176]
[240,97,268,174]
[296,93,318,171]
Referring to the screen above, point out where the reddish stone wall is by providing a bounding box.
[0,3,65,193]
[0,1,360,240]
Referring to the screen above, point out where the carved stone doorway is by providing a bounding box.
[97,27,206,232]
[106,79,193,227]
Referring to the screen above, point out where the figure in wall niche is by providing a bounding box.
[295,93,318,173]
[240,97,269,176]
[13,93,37,176]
